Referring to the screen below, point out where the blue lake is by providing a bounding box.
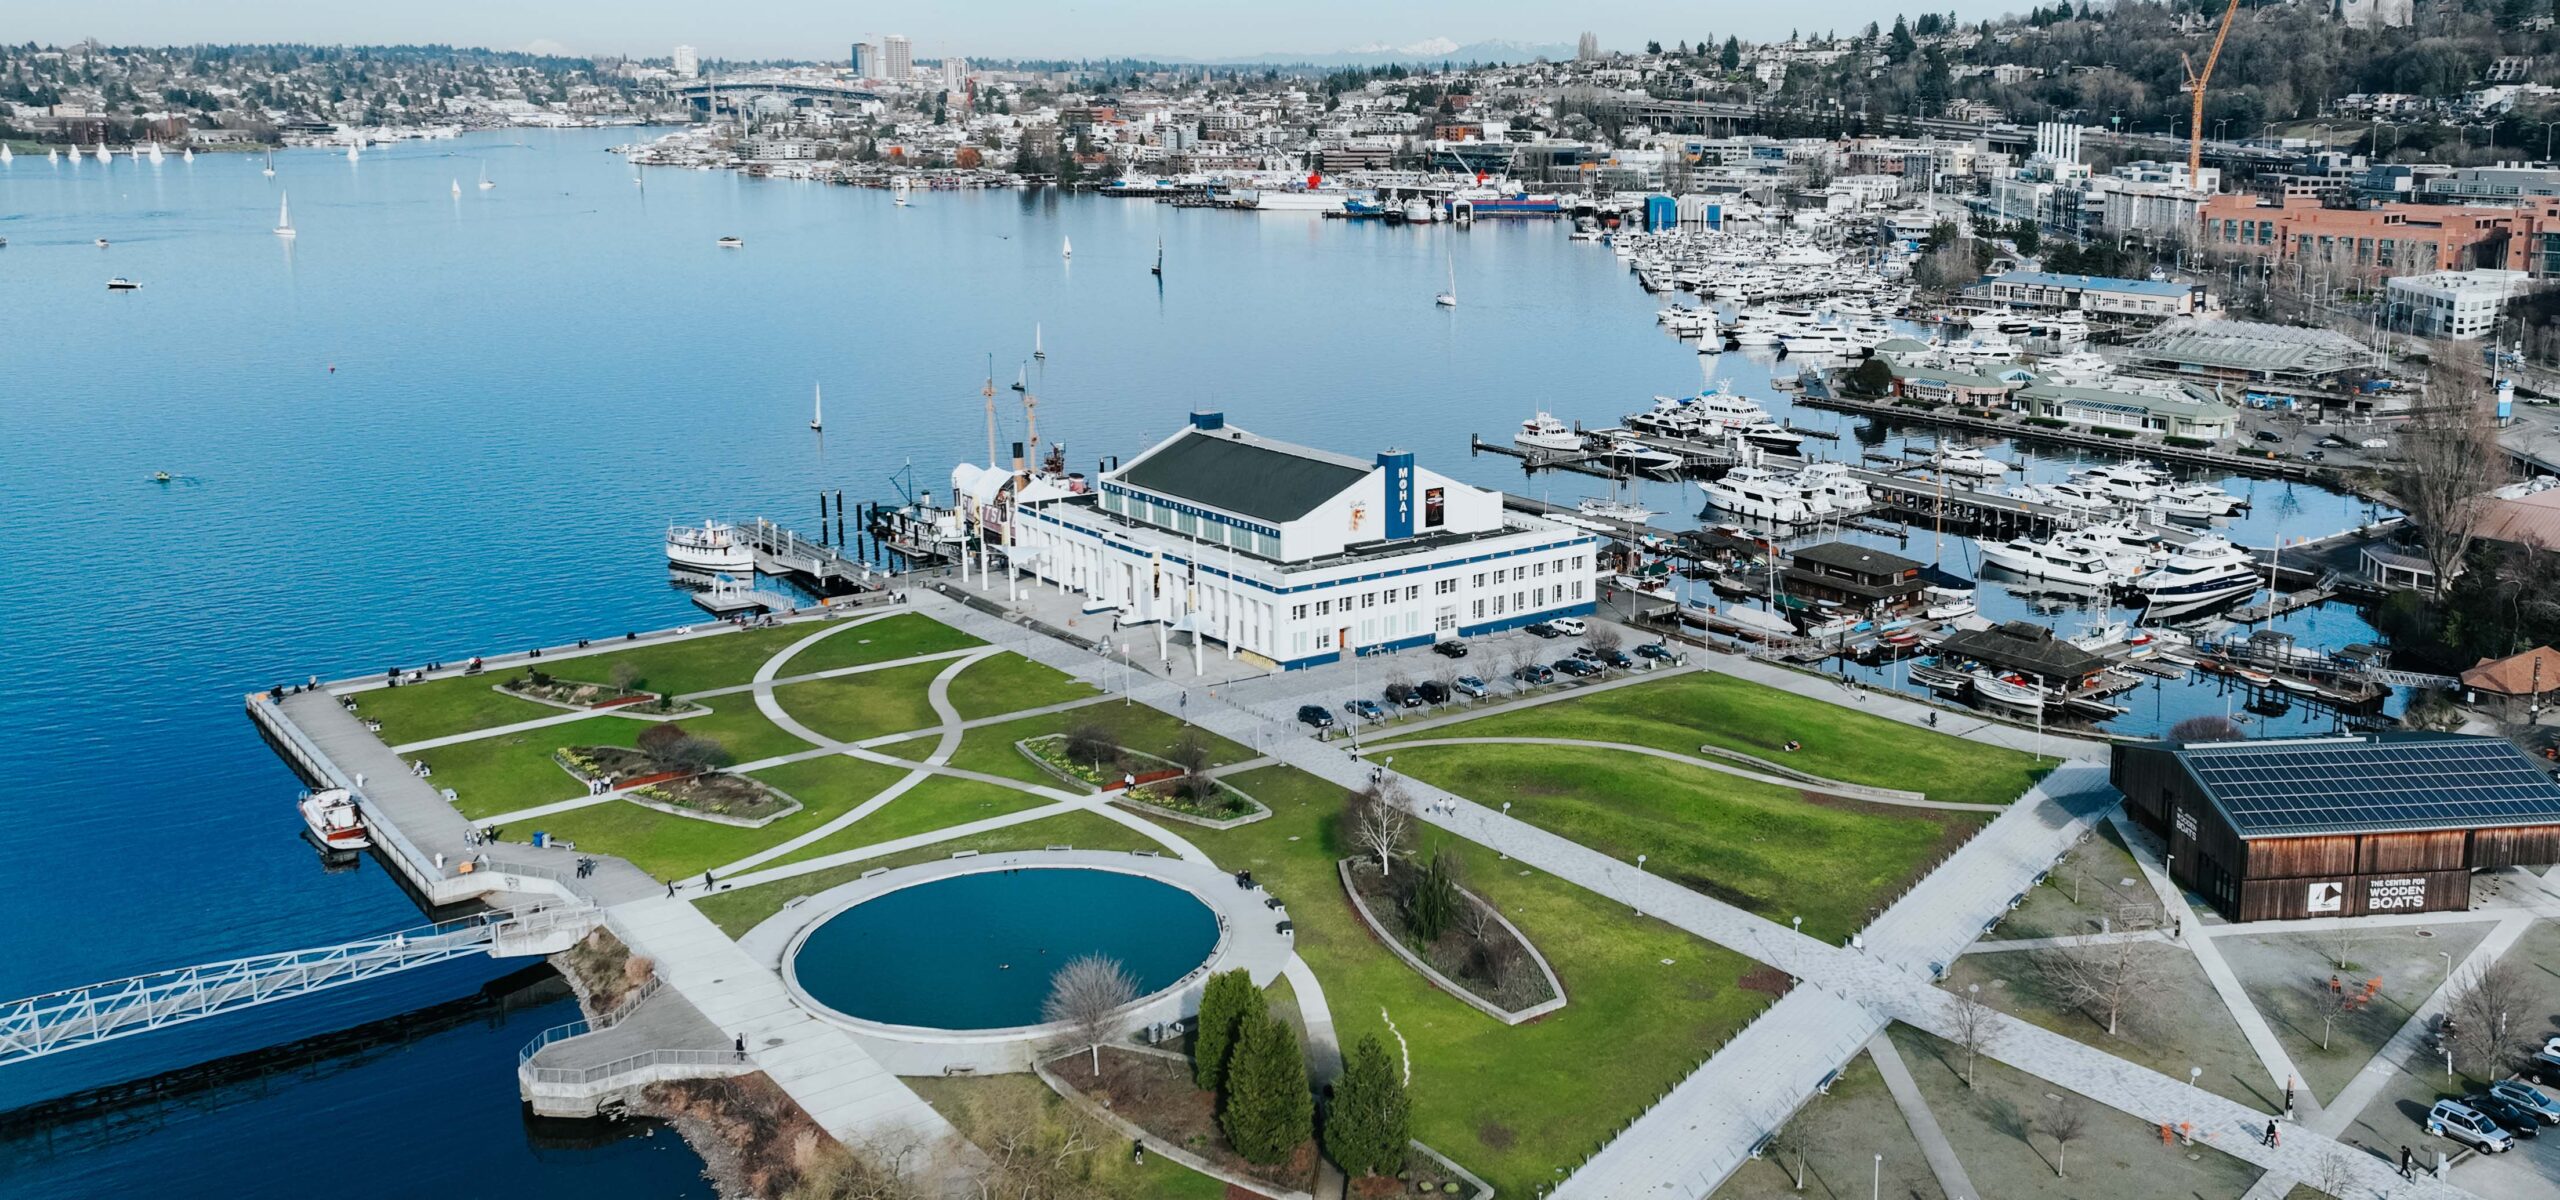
[791,868,1221,1031]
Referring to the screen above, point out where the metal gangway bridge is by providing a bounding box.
[0,905,596,1066]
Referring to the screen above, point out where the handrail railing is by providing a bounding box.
[523,1048,740,1087]
[515,974,663,1065]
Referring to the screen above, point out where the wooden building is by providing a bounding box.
[1781,542,1927,614]
[2112,733,2560,922]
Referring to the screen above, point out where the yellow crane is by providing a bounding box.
[2186,0,2245,179]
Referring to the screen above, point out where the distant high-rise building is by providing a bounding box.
[943,57,967,92]
[672,44,699,78]
[1576,31,1599,61]
[883,35,913,84]
[851,41,877,77]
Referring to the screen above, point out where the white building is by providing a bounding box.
[672,45,698,79]
[851,42,876,78]
[994,413,1600,670]
[944,57,968,93]
[2386,269,2533,340]
[883,35,913,85]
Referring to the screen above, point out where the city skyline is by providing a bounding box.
[17,0,2021,63]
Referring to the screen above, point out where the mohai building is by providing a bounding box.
[1006,412,1599,669]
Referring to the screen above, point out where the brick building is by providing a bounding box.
[2197,194,2546,277]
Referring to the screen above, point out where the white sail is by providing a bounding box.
[1060,236,1071,259]
[183,146,194,162]
[346,141,359,161]
[0,144,12,164]
[452,178,461,197]
[810,383,824,431]
[274,192,295,238]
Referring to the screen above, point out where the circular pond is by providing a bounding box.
[788,867,1221,1032]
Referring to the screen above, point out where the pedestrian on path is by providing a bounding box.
[2262,1120,2279,1148]
[702,870,716,891]
[2399,1145,2414,1179]
[734,1033,746,1062]
[665,878,675,897]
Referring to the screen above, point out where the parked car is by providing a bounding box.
[1572,645,1602,661]
[1432,640,1470,659]
[1550,617,1588,636]
[1511,664,1554,685]
[1451,675,1489,698]
[1634,642,1675,661]
[2428,1099,2516,1153]
[1415,680,1450,704]
[1344,698,1386,721]
[1523,622,1560,638]
[1598,648,1635,669]
[2527,1049,2560,1086]
[1554,658,1600,678]
[1392,690,1427,709]
[1296,704,1335,729]
[2469,1095,2546,1139]
[2253,429,2284,444]
[2490,1079,2560,1125]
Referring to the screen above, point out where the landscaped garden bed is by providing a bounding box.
[1340,857,1563,1023]
[499,666,700,715]
[1020,730,1267,827]
[556,723,797,825]
[1042,1046,1318,1197]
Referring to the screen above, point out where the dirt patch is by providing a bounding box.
[557,927,653,1011]
[1054,1048,1317,1194]
[1738,965,1795,997]
[646,1073,832,1198]
[1476,1121,1516,1151]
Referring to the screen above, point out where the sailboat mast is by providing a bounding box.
[983,355,999,471]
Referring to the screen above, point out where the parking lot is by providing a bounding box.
[2452,1108,2560,1200]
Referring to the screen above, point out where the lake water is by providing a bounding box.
[0,125,2388,1190]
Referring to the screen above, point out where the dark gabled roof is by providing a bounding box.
[2161,732,2560,838]
[1789,541,1922,578]
[1936,620,2108,680]
[1116,430,1370,524]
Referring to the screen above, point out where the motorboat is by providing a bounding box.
[1627,396,1708,439]
[1792,463,1870,512]
[2006,482,2115,515]
[299,788,372,852]
[1515,412,1583,453]
[666,520,755,572]
[2157,480,2246,517]
[1909,655,1972,695]
[1701,466,1817,524]
[2070,464,2160,503]
[1937,446,2011,477]
[1596,438,1683,474]
[2133,536,2261,607]
[105,276,139,290]
[717,235,744,248]
[1736,421,1806,455]
[1975,535,2120,588]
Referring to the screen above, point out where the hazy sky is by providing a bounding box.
[19,1,2018,61]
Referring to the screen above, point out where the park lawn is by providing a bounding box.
[771,611,986,676]
[758,773,1058,870]
[1712,1051,1945,1200]
[696,810,1163,936]
[531,623,824,699]
[351,675,561,746]
[1386,743,1983,945]
[415,699,808,820]
[770,660,951,743]
[1147,764,1779,1199]
[894,705,1254,788]
[518,753,914,880]
[2218,923,2495,1103]
[942,651,1102,722]
[906,1074,1230,1200]
[1377,670,2045,808]
[1943,945,2278,1113]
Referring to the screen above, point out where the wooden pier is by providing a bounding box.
[1794,387,2333,483]
[739,518,882,593]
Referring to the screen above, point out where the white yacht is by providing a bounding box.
[1975,535,2121,588]
[1735,421,1805,455]
[2156,480,2246,517]
[1700,466,1817,524]
[2132,537,2260,607]
[1577,496,1658,522]
[1936,446,2011,477]
[666,520,755,573]
[1793,463,1870,513]
[1970,670,2046,714]
[2007,482,2116,515]
[1687,388,1778,432]
[1596,438,1683,474]
[2070,463,2161,503]
[1515,412,1583,453]
[1627,396,1710,439]
[299,788,371,852]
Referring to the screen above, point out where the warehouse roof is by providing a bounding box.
[2165,732,2560,837]
[2122,317,2372,378]
[1115,425,1371,525]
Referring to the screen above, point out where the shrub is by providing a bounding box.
[1401,849,1460,944]
[1062,722,1118,768]
[637,722,688,757]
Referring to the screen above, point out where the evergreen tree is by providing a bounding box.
[1402,848,1459,943]
[1720,36,1742,71]
[1190,968,1256,1091]
[1219,1008,1313,1165]
[1887,15,1917,64]
[1323,1034,1410,1177]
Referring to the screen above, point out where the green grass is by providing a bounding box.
[1378,670,2045,808]
[525,756,900,881]
[350,676,562,745]
[528,623,827,699]
[758,773,1056,870]
[914,705,1254,788]
[1144,765,1778,1199]
[695,810,1164,936]
[414,699,812,820]
[771,611,985,676]
[943,651,1103,721]
[769,660,951,743]
[1385,743,1983,945]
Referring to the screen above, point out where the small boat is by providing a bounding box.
[1936,446,2010,477]
[1720,604,1800,638]
[478,164,494,190]
[274,192,296,239]
[151,471,172,483]
[263,150,275,177]
[183,146,194,162]
[0,144,10,164]
[1909,656,1972,695]
[809,383,824,431]
[1152,238,1163,277]
[148,142,163,163]
[1034,324,1046,360]
[95,237,110,248]
[106,277,139,291]
[1435,257,1457,307]
[1060,235,1071,259]
[299,788,371,852]
[717,235,744,248]
[2233,666,2275,686]
[1010,365,1027,393]
[666,520,755,572]
[1971,671,2046,713]
[452,178,462,197]
[1578,497,1659,522]
[2277,675,2322,696]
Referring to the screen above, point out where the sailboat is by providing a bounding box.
[346,141,360,162]
[809,383,824,431]
[1060,236,1071,260]
[478,164,494,190]
[182,146,194,162]
[0,144,12,165]
[1010,364,1027,393]
[147,142,163,163]
[1033,324,1045,361]
[451,178,462,197]
[1151,238,1163,277]
[48,148,59,164]
[274,193,296,239]
[262,150,275,177]
[1434,255,1456,307]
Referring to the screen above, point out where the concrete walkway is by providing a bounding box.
[1374,736,2007,812]
[1866,1031,1982,1200]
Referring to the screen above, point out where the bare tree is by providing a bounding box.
[2040,939,2165,1037]
[610,660,641,695]
[2037,1093,2088,1178]
[2307,1148,2355,1199]
[1948,988,2001,1089]
[2445,957,2532,1078]
[1347,782,1413,877]
[2396,348,2508,597]
[2167,714,2243,742]
[2322,923,2363,973]
[1043,954,1137,1077]
[1586,624,1624,659]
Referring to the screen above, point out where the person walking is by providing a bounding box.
[665,878,675,898]
[734,1033,746,1062]
[2262,1120,2279,1148]
[2399,1145,2413,1179]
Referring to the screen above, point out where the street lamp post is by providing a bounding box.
[1872,1153,1882,1200]
[2189,1066,2202,1091]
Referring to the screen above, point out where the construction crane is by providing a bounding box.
[2185,0,2245,179]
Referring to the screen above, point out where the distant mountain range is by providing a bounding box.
[1206,38,1576,67]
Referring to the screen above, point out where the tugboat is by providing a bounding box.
[299,788,372,852]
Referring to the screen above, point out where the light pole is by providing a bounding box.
[2441,950,2452,979]
[1872,1152,1882,1200]
[2189,1066,2202,1092]
[1634,853,1648,916]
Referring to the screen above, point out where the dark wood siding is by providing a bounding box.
[2472,825,2560,869]
[2236,869,2470,922]
[2245,836,2357,879]
[2360,830,2468,874]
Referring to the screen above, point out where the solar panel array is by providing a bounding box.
[2185,737,2560,836]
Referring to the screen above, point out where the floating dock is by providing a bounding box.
[1794,386,2332,483]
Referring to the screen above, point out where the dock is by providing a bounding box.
[739,518,884,592]
[1794,386,2333,483]
[687,575,803,615]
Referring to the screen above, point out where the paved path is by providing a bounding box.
[1375,736,2005,811]
[1865,1031,1982,1200]
[1960,930,2172,954]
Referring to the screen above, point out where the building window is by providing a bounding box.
[1533,560,1547,578]
[1573,579,1585,600]
[1315,599,1331,616]
[1291,603,1307,620]
[1471,572,1485,588]
[1405,585,1419,601]
[1362,592,1375,609]
[1423,487,1445,528]
[1472,599,1485,619]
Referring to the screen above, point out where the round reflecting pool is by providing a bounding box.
[788,867,1221,1031]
